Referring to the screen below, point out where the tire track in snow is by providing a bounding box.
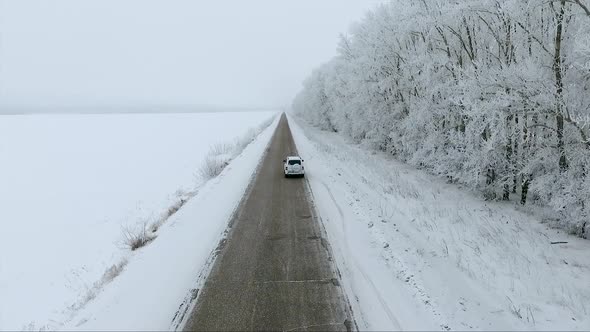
[316,178,403,330]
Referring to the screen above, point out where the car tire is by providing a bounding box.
[284,174,289,178]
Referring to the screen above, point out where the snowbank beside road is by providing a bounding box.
[289,114,590,331]
[0,111,277,330]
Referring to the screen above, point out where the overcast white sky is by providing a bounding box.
[0,0,384,112]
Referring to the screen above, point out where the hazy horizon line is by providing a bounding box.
[0,104,284,115]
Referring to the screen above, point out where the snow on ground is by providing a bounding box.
[0,111,278,330]
[289,114,590,331]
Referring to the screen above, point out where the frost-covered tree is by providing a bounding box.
[293,0,590,237]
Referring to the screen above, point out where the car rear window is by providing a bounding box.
[288,160,301,165]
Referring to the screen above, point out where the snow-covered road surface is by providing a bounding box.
[289,114,590,331]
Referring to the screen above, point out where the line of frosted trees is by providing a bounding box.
[293,0,590,237]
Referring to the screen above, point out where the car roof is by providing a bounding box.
[286,156,301,159]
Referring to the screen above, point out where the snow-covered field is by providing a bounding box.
[289,114,590,331]
[0,111,278,330]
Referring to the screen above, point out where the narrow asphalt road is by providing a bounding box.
[184,114,353,331]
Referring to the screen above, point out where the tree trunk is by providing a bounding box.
[553,0,568,171]
[504,113,513,201]
[521,175,531,205]
[487,168,497,200]
[512,114,520,194]
[521,113,531,205]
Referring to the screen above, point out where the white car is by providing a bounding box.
[283,156,305,178]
